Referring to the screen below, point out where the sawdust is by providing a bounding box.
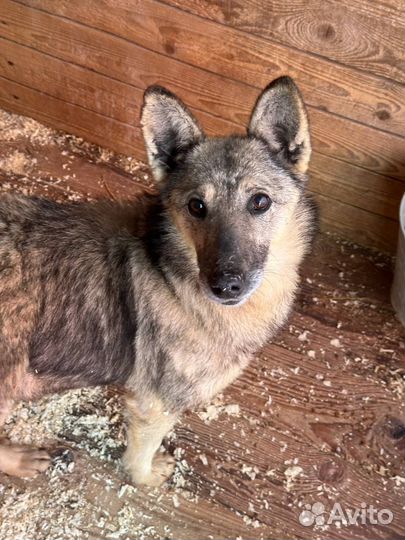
[284,466,303,492]
[0,150,32,176]
[0,386,174,540]
[0,109,152,190]
[0,110,56,146]
[196,395,241,424]
[4,387,126,462]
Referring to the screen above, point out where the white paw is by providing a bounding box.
[125,452,175,487]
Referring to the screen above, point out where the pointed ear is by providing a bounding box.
[141,86,204,183]
[248,76,311,174]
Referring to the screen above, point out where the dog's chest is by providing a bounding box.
[167,310,271,405]
[170,337,250,405]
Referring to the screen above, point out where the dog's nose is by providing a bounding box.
[210,273,244,300]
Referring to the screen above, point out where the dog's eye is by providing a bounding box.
[250,193,272,214]
[188,198,207,219]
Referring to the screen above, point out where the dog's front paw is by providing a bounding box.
[0,444,51,478]
[125,452,175,487]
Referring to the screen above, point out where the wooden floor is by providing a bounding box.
[0,110,404,540]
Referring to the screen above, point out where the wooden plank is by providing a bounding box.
[1,42,403,223]
[0,37,138,126]
[1,37,404,183]
[0,37,229,144]
[308,109,404,182]
[0,49,236,154]
[0,139,153,202]
[16,0,405,136]
[0,0,261,126]
[0,77,399,252]
[0,74,238,163]
[161,0,405,83]
[0,75,143,157]
[309,153,404,222]
[314,192,399,253]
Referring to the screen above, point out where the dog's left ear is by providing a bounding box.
[141,86,204,184]
[248,76,311,174]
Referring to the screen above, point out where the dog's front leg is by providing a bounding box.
[123,394,177,486]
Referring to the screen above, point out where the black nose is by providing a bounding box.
[210,273,244,300]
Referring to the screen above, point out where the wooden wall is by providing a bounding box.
[0,0,404,252]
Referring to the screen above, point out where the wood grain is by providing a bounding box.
[308,109,404,181]
[15,0,405,136]
[1,37,404,184]
[314,193,399,254]
[0,75,142,157]
[309,154,404,221]
[162,0,405,83]
[0,63,402,228]
[0,37,139,126]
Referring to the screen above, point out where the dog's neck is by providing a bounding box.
[141,196,313,349]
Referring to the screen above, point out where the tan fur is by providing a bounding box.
[168,207,198,256]
[290,97,311,174]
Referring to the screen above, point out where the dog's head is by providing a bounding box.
[141,77,311,306]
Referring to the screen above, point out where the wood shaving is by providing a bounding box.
[284,466,303,491]
[0,150,32,175]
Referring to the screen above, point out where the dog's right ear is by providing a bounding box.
[141,86,204,184]
[248,76,311,174]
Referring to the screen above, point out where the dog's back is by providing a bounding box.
[0,195,148,400]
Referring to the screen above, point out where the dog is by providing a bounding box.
[0,76,317,486]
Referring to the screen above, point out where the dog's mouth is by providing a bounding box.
[205,293,248,307]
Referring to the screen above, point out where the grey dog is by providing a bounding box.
[0,76,316,485]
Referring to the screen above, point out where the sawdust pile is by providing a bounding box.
[1,388,147,539]
[0,109,151,182]
[0,386,195,540]
[0,110,56,146]
[0,150,32,176]
[4,387,126,462]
